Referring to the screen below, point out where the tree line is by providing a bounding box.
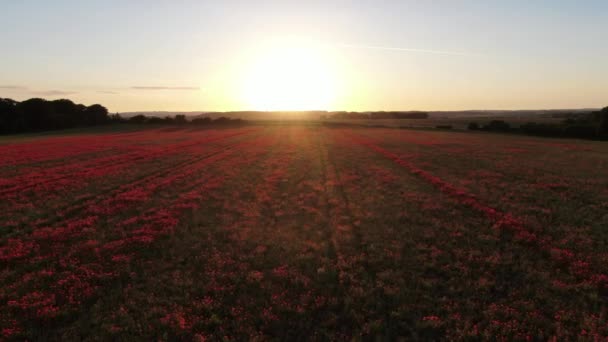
[0,97,248,135]
[0,97,109,134]
[468,107,608,140]
[124,114,245,126]
[326,111,429,120]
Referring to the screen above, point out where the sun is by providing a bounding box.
[241,41,339,111]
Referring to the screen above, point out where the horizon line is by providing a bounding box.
[116,107,601,114]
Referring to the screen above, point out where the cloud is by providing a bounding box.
[0,86,78,97]
[0,85,28,90]
[338,43,479,57]
[131,86,200,90]
[33,90,77,96]
[98,90,119,94]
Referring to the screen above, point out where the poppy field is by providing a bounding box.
[1,125,608,340]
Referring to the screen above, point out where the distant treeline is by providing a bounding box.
[0,97,248,134]
[326,111,429,120]
[0,97,110,134]
[124,114,245,126]
[468,107,608,140]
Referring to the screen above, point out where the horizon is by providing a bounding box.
[117,107,601,115]
[1,1,607,112]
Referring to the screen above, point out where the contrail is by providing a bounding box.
[131,86,200,90]
[337,43,478,57]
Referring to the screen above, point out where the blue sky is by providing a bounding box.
[1,1,607,112]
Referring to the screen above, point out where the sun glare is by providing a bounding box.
[241,41,339,111]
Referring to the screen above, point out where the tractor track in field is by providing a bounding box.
[344,129,608,292]
[323,130,363,254]
[325,129,406,333]
[0,132,283,338]
[0,129,205,167]
[316,130,338,265]
[42,130,288,340]
[317,128,381,333]
[0,129,258,197]
[2,130,264,237]
[373,129,600,198]
[86,133,279,251]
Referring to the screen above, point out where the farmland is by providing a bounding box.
[1,125,608,340]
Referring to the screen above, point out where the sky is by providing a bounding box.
[1,1,607,112]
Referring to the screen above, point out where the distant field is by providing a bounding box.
[326,116,564,129]
[1,126,608,339]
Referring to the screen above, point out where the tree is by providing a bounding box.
[110,113,124,123]
[128,114,148,124]
[467,122,479,130]
[18,98,55,131]
[85,104,109,125]
[599,107,608,136]
[213,116,231,124]
[50,99,80,128]
[483,120,511,132]
[192,117,211,125]
[0,97,111,134]
[0,98,19,133]
[148,117,165,124]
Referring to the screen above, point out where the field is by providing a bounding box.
[1,125,608,340]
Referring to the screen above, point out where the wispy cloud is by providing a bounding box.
[131,86,200,90]
[0,86,78,97]
[0,85,28,90]
[338,43,479,57]
[33,90,77,96]
[98,90,119,94]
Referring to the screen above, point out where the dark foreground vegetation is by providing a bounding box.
[469,107,608,140]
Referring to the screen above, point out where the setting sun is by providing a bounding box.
[241,41,339,111]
